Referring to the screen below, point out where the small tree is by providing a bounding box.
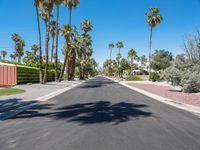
[151,50,173,71]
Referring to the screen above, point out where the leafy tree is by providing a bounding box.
[145,7,163,78]
[151,50,173,71]
[31,44,39,63]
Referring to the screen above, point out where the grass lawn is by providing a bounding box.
[0,88,25,96]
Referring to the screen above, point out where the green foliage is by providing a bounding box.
[126,75,143,81]
[17,66,55,84]
[151,50,173,71]
[164,60,200,93]
[150,72,160,82]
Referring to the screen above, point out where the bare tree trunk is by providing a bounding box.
[43,13,50,84]
[55,5,59,81]
[51,37,55,62]
[149,27,153,80]
[35,6,43,84]
[109,48,112,76]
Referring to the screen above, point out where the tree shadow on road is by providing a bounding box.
[11,101,153,125]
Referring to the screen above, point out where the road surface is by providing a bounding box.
[0,77,200,150]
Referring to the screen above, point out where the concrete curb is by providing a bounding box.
[105,76,200,116]
[0,80,87,121]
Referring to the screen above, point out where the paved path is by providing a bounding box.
[0,77,200,150]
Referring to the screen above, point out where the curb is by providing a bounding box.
[105,76,200,116]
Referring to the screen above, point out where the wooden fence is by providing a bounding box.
[0,66,17,86]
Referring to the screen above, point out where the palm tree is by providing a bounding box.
[10,54,17,61]
[145,7,163,79]
[31,44,39,63]
[0,50,7,60]
[62,0,80,80]
[50,21,56,62]
[40,0,54,84]
[54,0,62,81]
[108,43,114,76]
[34,0,43,84]
[59,24,71,81]
[128,49,137,75]
[11,33,25,63]
[140,55,147,65]
[116,41,124,55]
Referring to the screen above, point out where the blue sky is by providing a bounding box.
[0,0,200,65]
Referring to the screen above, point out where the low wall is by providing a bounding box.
[0,66,17,86]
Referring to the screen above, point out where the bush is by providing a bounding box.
[164,60,200,93]
[150,72,160,82]
[126,75,143,81]
[17,65,55,84]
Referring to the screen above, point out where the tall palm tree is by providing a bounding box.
[34,0,43,84]
[145,7,163,79]
[31,44,39,63]
[0,50,7,60]
[108,43,114,76]
[11,33,25,64]
[116,41,124,55]
[10,54,17,61]
[62,0,80,80]
[50,21,56,62]
[59,24,71,81]
[54,0,62,81]
[128,49,137,75]
[40,0,54,84]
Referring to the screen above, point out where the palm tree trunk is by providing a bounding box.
[131,58,133,75]
[149,27,153,80]
[43,13,50,84]
[109,48,112,76]
[18,55,21,64]
[71,48,76,80]
[35,6,43,84]
[51,36,55,62]
[55,5,59,81]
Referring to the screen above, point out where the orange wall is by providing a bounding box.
[0,66,17,86]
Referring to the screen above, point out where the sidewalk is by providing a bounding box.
[0,80,84,120]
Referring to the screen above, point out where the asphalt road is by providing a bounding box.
[0,76,200,150]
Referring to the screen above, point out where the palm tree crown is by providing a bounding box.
[128,49,137,60]
[145,7,163,28]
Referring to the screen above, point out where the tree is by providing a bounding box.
[140,55,147,65]
[59,24,71,81]
[50,21,56,62]
[184,30,200,63]
[108,43,114,76]
[54,0,62,81]
[0,50,7,60]
[151,50,173,71]
[40,0,54,84]
[62,0,80,80]
[31,44,39,63]
[10,54,17,61]
[116,41,124,55]
[145,7,163,79]
[127,49,137,75]
[11,33,25,63]
[34,0,43,84]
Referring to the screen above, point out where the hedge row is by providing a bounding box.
[17,66,55,84]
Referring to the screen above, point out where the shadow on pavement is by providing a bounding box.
[11,101,153,125]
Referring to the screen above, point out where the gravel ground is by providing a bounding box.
[127,83,200,107]
[0,80,84,102]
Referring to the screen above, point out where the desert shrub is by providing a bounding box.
[126,75,143,81]
[150,72,160,82]
[164,60,200,93]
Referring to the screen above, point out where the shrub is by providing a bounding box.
[17,65,55,84]
[150,72,160,82]
[126,75,143,81]
[164,60,200,93]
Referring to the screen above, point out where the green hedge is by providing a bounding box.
[17,66,55,84]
